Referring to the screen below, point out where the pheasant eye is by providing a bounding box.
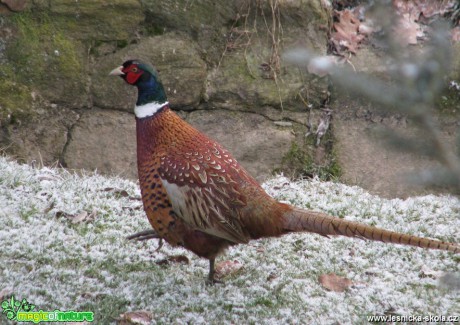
[131,67,139,73]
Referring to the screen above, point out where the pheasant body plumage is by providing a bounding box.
[110,60,459,283]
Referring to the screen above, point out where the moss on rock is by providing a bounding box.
[32,0,144,41]
[280,132,342,181]
[0,70,33,122]
[6,11,88,107]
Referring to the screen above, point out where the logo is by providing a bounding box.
[1,296,94,323]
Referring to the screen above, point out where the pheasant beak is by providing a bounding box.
[109,66,125,76]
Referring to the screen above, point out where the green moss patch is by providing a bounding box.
[0,65,33,122]
[7,11,83,85]
[280,136,342,181]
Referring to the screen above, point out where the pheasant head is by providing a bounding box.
[110,60,168,116]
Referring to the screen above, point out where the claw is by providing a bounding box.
[127,229,163,251]
[127,229,159,241]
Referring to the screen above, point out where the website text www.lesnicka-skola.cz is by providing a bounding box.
[367,314,459,323]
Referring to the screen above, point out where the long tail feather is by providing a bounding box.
[283,208,459,253]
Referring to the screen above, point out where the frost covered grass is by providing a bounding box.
[0,156,459,324]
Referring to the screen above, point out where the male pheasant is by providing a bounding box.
[110,60,459,283]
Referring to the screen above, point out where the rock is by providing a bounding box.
[185,109,295,181]
[205,0,330,111]
[450,42,460,80]
[141,0,237,64]
[1,106,79,165]
[32,0,144,41]
[92,34,207,111]
[3,12,89,108]
[334,110,457,198]
[331,34,460,198]
[1,0,27,12]
[0,0,344,187]
[62,108,295,181]
[63,109,137,179]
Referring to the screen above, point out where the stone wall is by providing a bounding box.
[1,0,459,198]
[0,0,331,183]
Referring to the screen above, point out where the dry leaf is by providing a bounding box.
[392,0,435,45]
[331,9,365,54]
[416,0,455,19]
[37,175,58,181]
[452,27,460,43]
[118,310,153,325]
[72,211,88,223]
[396,13,424,45]
[267,272,278,281]
[72,210,96,223]
[55,210,96,224]
[103,187,130,197]
[215,260,243,278]
[55,211,73,218]
[393,0,421,18]
[420,265,445,279]
[318,273,353,292]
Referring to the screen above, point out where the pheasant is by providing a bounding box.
[110,60,459,283]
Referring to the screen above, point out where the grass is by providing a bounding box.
[280,140,342,181]
[0,156,458,324]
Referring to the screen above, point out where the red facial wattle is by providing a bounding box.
[123,64,143,85]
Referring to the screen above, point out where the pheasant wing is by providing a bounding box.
[158,144,252,244]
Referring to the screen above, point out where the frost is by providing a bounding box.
[0,157,458,324]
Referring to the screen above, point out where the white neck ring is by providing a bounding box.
[134,101,169,118]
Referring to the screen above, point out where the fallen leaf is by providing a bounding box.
[395,13,424,45]
[55,211,73,219]
[267,272,278,281]
[392,0,449,45]
[393,0,421,18]
[156,255,189,265]
[43,201,55,214]
[103,187,130,197]
[452,27,460,42]
[72,211,88,224]
[318,273,353,292]
[417,0,455,19]
[37,175,58,181]
[331,9,366,54]
[215,260,243,278]
[72,211,88,223]
[55,210,96,224]
[420,265,445,279]
[118,310,153,325]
